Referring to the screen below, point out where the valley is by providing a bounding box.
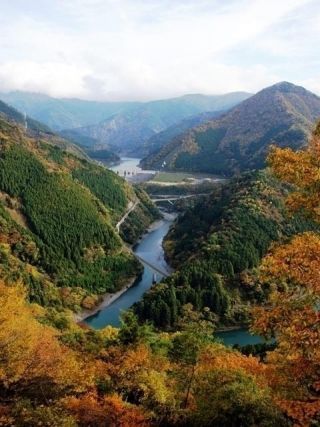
[83,197,264,347]
[2,1,320,424]
[0,82,320,426]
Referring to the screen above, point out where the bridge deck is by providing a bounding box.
[135,254,170,277]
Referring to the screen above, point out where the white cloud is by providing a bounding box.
[0,62,90,98]
[0,0,319,100]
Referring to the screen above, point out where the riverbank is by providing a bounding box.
[76,211,175,324]
[132,211,176,248]
[85,213,175,328]
[75,276,137,323]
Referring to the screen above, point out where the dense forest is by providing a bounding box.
[134,170,319,329]
[0,117,158,311]
[119,186,161,244]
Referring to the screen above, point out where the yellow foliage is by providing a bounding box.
[252,123,320,426]
[0,280,94,391]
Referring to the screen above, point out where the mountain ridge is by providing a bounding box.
[0,91,139,130]
[70,91,252,155]
[141,82,320,175]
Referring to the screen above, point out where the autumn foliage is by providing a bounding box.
[252,122,320,426]
[1,119,320,425]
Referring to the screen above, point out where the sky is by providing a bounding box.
[0,0,319,101]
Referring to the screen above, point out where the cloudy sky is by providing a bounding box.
[0,0,319,100]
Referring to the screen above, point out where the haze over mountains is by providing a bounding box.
[142,82,320,175]
[70,92,251,155]
[0,91,251,156]
[0,91,138,130]
[1,81,320,176]
[0,111,159,307]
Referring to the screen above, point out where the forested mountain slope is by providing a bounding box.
[142,82,320,175]
[0,116,158,311]
[68,92,251,155]
[134,169,319,328]
[0,99,51,134]
[140,110,223,160]
[0,97,92,160]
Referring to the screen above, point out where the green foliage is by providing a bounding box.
[120,186,161,244]
[118,310,154,345]
[143,82,320,175]
[175,128,228,174]
[72,161,129,221]
[191,370,287,427]
[0,99,52,134]
[0,139,139,302]
[85,149,120,163]
[135,271,228,329]
[135,170,319,329]
[234,342,277,360]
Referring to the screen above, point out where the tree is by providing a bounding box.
[0,280,93,397]
[251,122,320,426]
[118,310,154,345]
[169,305,216,409]
[268,121,320,222]
[252,233,320,426]
[65,392,149,426]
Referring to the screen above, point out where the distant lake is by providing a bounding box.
[216,328,264,347]
[109,157,156,182]
[110,157,142,174]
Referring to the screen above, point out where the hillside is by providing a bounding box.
[140,110,223,159]
[0,115,158,311]
[0,97,93,160]
[68,92,251,155]
[134,169,319,328]
[58,128,121,163]
[142,82,320,175]
[0,98,51,134]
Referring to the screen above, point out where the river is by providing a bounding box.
[85,158,264,346]
[85,214,174,329]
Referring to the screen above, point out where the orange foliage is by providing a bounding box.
[253,234,320,426]
[268,122,320,221]
[198,343,267,386]
[65,392,149,426]
[252,123,320,426]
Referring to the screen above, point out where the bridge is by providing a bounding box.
[150,193,208,203]
[135,254,170,277]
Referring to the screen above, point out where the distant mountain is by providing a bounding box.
[0,91,139,130]
[141,82,320,175]
[0,98,88,159]
[141,110,224,158]
[69,92,252,155]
